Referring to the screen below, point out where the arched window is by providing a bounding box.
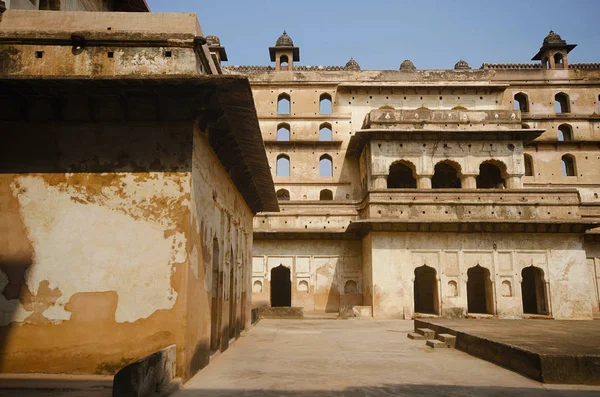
[542,57,549,70]
[553,53,564,69]
[276,154,290,177]
[561,154,576,177]
[524,154,534,177]
[521,123,530,129]
[319,93,332,115]
[432,161,461,189]
[276,189,290,201]
[387,161,416,188]
[319,154,333,177]
[557,124,573,141]
[477,161,506,189]
[319,189,333,200]
[319,123,333,141]
[555,92,570,114]
[280,55,289,71]
[277,123,290,141]
[514,93,529,113]
[278,93,290,115]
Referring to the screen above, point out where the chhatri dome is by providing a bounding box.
[345,58,360,71]
[454,59,471,70]
[275,31,294,47]
[399,59,416,70]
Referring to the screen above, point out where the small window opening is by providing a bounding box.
[513,93,529,113]
[277,93,291,115]
[35,51,44,59]
[319,189,333,201]
[555,92,570,114]
[524,154,534,177]
[319,93,332,115]
[561,155,576,177]
[165,51,172,58]
[319,154,333,177]
[276,189,290,201]
[277,123,290,141]
[107,51,114,58]
[280,55,289,71]
[553,53,564,69]
[319,123,333,141]
[387,161,416,188]
[432,161,461,189]
[276,154,290,177]
[557,124,573,141]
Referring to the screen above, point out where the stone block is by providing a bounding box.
[437,333,456,348]
[426,340,449,349]
[352,306,373,317]
[258,307,303,319]
[112,345,176,397]
[407,332,425,340]
[416,328,435,339]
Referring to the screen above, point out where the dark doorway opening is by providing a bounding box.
[210,238,221,351]
[477,162,505,189]
[467,265,493,314]
[414,265,439,314]
[387,161,417,188]
[521,267,548,315]
[271,265,291,307]
[432,161,461,188]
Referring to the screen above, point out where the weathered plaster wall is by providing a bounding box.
[0,122,192,374]
[367,232,593,320]
[252,240,361,312]
[583,241,600,314]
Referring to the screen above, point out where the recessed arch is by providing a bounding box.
[270,265,291,307]
[276,188,290,201]
[557,123,573,141]
[276,154,290,177]
[252,280,263,293]
[319,122,333,141]
[319,189,333,200]
[555,92,570,114]
[277,93,291,115]
[514,92,529,113]
[561,154,576,176]
[521,266,548,315]
[432,160,461,189]
[277,123,290,141]
[477,160,507,189]
[298,280,309,293]
[280,54,289,70]
[553,53,564,69]
[387,160,417,188]
[467,265,493,314]
[319,154,333,177]
[319,93,332,114]
[414,265,439,315]
[524,154,534,177]
[344,280,358,294]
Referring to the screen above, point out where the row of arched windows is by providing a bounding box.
[276,154,333,177]
[524,153,577,177]
[388,160,507,189]
[276,123,333,141]
[277,93,332,115]
[514,92,600,114]
[276,188,333,201]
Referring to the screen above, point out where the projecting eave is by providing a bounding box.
[347,128,546,157]
[531,44,577,61]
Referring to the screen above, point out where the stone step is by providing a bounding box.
[415,328,435,339]
[426,340,449,349]
[436,333,457,348]
[407,332,425,340]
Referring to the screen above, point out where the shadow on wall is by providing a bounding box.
[173,385,600,397]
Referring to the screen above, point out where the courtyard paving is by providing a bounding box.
[175,319,600,397]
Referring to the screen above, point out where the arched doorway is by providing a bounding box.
[271,265,291,307]
[210,238,221,351]
[467,266,493,314]
[229,248,237,339]
[521,267,548,315]
[432,161,461,188]
[414,265,439,315]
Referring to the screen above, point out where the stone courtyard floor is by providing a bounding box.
[2,319,600,396]
[175,319,600,396]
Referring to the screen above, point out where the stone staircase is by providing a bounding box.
[407,327,456,349]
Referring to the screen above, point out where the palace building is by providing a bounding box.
[219,30,600,319]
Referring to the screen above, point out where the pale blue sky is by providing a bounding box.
[147,0,600,70]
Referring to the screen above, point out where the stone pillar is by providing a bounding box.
[417,175,432,189]
[505,175,522,189]
[461,174,477,189]
[372,175,387,189]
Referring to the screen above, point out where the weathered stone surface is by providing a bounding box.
[112,345,176,397]
[258,306,303,319]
